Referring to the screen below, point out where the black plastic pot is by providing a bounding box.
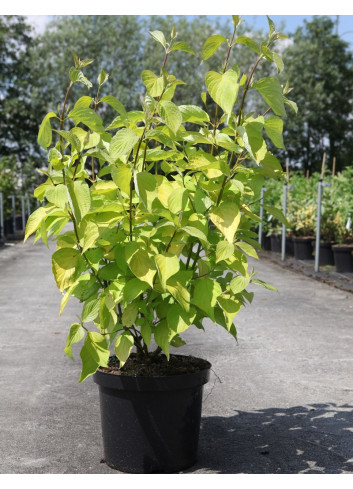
[286,235,294,256]
[93,357,211,474]
[332,245,353,273]
[312,241,334,266]
[270,234,281,253]
[260,233,271,251]
[293,237,314,260]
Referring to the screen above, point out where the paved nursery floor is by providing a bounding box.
[1,238,353,474]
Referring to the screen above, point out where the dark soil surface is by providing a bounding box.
[100,353,211,377]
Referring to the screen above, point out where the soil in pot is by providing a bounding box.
[94,353,211,474]
[332,244,353,273]
[270,234,281,253]
[293,236,314,260]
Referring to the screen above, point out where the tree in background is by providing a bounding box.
[0,16,42,165]
[281,16,353,173]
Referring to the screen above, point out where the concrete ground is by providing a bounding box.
[1,237,353,474]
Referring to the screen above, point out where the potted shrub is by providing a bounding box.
[286,173,316,260]
[331,208,353,273]
[25,16,292,473]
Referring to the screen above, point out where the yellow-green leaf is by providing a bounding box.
[114,332,134,367]
[209,202,240,243]
[155,253,180,291]
[206,69,240,114]
[52,248,85,292]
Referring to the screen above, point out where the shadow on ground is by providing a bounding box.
[191,403,353,474]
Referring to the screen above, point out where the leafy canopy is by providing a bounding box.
[25,16,293,382]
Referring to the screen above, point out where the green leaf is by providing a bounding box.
[264,116,285,149]
[267,15,276,37]
[122,302,139,327]
[154,320,171,359]
[140,320,152,347]
[192,278,222,321]
[155,253,180,291]
[170,41,195,55]
[142,70,165,98]
[24,207,47,242]
[206,69,240,115]
[73,96,94,109]
[202,35,227,61]
[81,297,100,323]
[100,95,126,115]
[160,101,182,134]
[66,179,91,223]
[229,275,250,294]
[135,171,158,210]
[64,322,85,360]
[69,67,92,89]
[168,187,189,214]
[179,105,209,124]
[52,248,85,292]
[236,241,259,259]
[123,278,149,302]
[54,129,82,152]
[216,241,235,263]
[111,163,132,196]
[68,107,105,132]
[252,77,286,117]
[234,36,260,54]
[272,52,284,74]
[237,120,267,163]
[79,332,110,383]
[263,205,290,227]
[110,128,140,159]
[149,30,167,48]
[284,98,298,114]
[45,184,69,210]
[166,277,190,312]
[125,243,157,288]
[114,332,134,367]
[183,226,207,243]
[217,296,241,330]
[98,67,109,87]
[38,112,57,149]
[167,304,196,336]
[209,202,241,243]
[251,278,278,292]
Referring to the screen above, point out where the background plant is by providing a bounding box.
[25,16,293,382]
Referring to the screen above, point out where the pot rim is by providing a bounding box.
[93,354,212,392]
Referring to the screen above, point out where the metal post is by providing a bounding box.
[8,194,16,235]
[315,179,323,272]
[258,186,265,247]
[26,194,31,219]
[21,195,26,231]
[0,192,4,240]
[281,183,288,261]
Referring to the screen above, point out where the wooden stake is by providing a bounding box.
[320,152,326,179]
[332,157,336,177]
[306,169,309,180]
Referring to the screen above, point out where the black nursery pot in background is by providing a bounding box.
[312,241,334,266]
[286,235,294,256]
[293,237,314,260]
[261,233,271,251]
[270,234,281,253]
[332,245,353,273]
[93,357,211,474]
